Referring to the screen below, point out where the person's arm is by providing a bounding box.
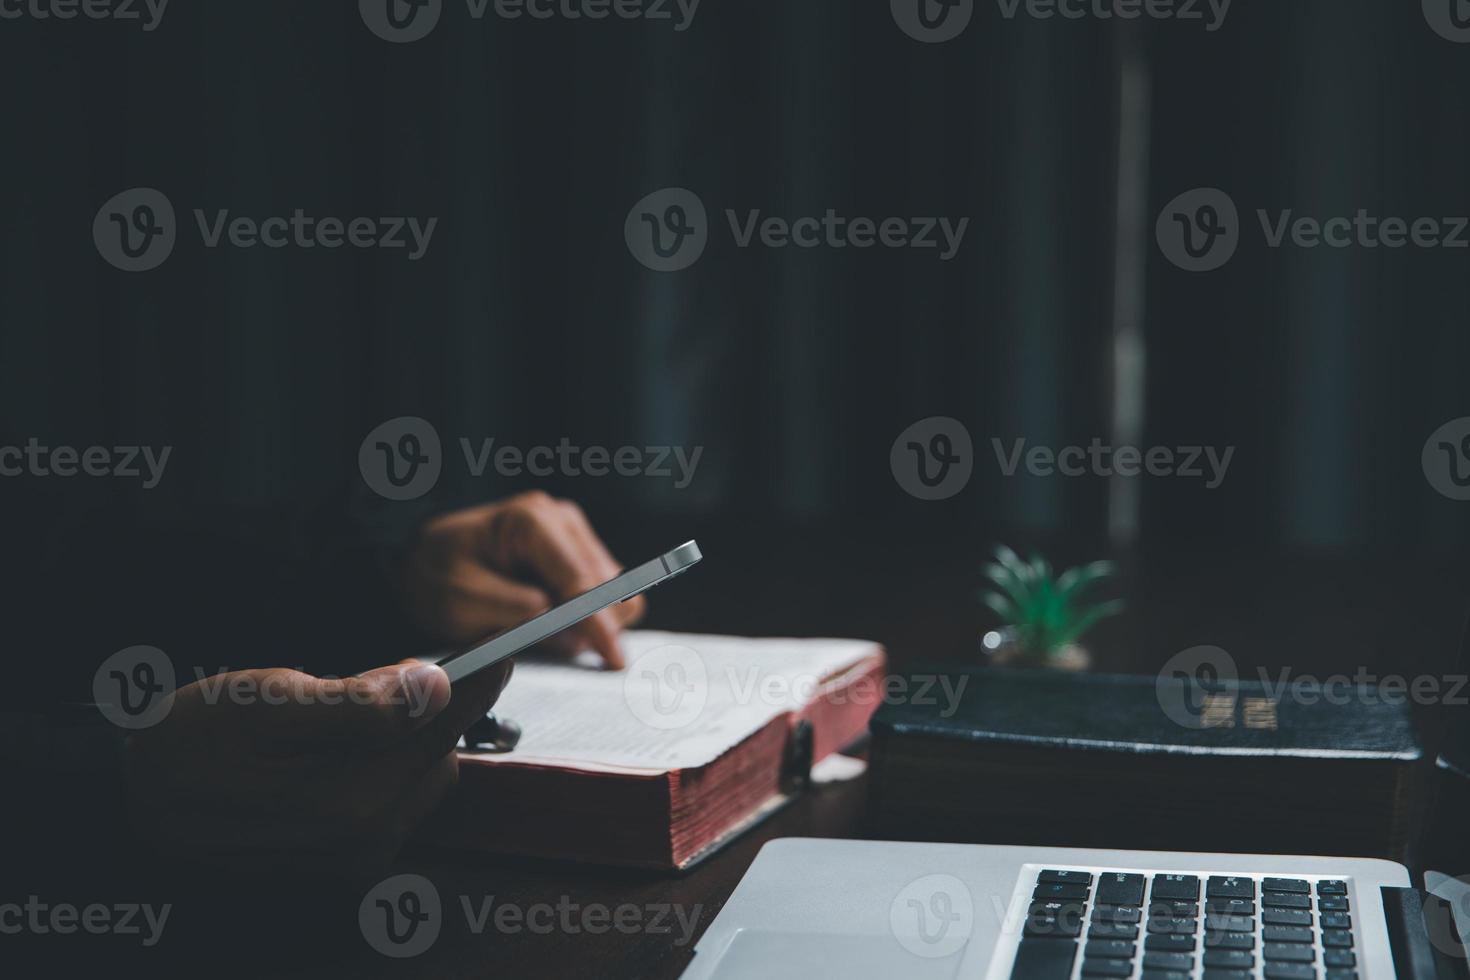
[0,487,445,883]
[3,485,642,879]
[7,488,428,710]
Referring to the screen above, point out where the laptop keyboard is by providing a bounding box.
[1010,868,1358,980]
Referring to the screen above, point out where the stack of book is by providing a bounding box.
[870,668,1422,861]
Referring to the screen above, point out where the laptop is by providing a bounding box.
[681,616,1470,980]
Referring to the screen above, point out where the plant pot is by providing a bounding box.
[982,631,1093,672]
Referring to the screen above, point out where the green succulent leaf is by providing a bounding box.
[1056,560,1117,601]
[981,591,1020,622]
[980,545,1124,658]
[1051,598,1126,651]
[994,544,1033,583]
[982,562,1030,603]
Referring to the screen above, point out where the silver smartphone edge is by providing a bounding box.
[439,540,702,684]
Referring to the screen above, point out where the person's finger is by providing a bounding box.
[555,498,619,573]
[484,493,617,600]
[531,606,627,668]
[233,664,452,749]
[612,592,647,628]
[482,492,597,596]
[583,611,627,669]
[435,563,552,643]
[530,612,628,669]
[556,500,647,631]
[376,660,513,782]
[483,494,641,667]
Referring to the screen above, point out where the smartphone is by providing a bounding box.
[437,540,702,684]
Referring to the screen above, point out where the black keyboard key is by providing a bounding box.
[1142,951,1194,972]
[1145,933,1196,952]
[1152,874,1201,901]
[1203,972,1253,980]
[1205,914,1254,933]
[1034,882,1090,902]
[1093,905,1143,925]
[1203,949,1255,969]
[1040,870,1093,886]
[1205,932,1254,950]
[1149,900,1199,918]
[1139,972,1191,980]
[1031,900,1083,916]
[1207,876,1255,899]
[1317,880,1348,895]
[1025,916,1083,939]
[1088,921,1139,941]
[1080,959,1132,977]
[1321,911,1351,930]
[1264,965,1316,980]
[1319,895,1350,912]
[1324,949,1356,967]
[1027,901,1087,936]
[1264,942,1315,962]
[1323,928,1353,948]
[1263,909,1313,927]
[1148,917,1196,935]
[1263,925,1314,944]
[1263,893,1312,910]
[1084,939,1135,959]
[1010,937,1078,980]
[1262,878,1311,894]
[1206,898,1257,916]
[1096,873,1146,907]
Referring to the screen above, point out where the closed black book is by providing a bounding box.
[869,668,1423,861]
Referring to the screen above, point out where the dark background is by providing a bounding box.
[6,3,1470,978]
[2,0,1468,696]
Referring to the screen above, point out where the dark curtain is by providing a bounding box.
[1,0,1467,676]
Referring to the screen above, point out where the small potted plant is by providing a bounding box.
[980,545,1123,671]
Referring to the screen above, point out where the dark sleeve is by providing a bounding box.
[2,482,435,712]
[0,484,436,965]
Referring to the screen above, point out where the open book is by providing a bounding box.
[425,631,886,870]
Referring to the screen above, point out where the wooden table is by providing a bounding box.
[44,544,1461,979]
[291,546,1468,978]
[283,766,870,979]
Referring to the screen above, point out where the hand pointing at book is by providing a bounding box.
[399,492,646,669]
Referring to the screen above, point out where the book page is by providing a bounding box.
[463,630,881,774]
